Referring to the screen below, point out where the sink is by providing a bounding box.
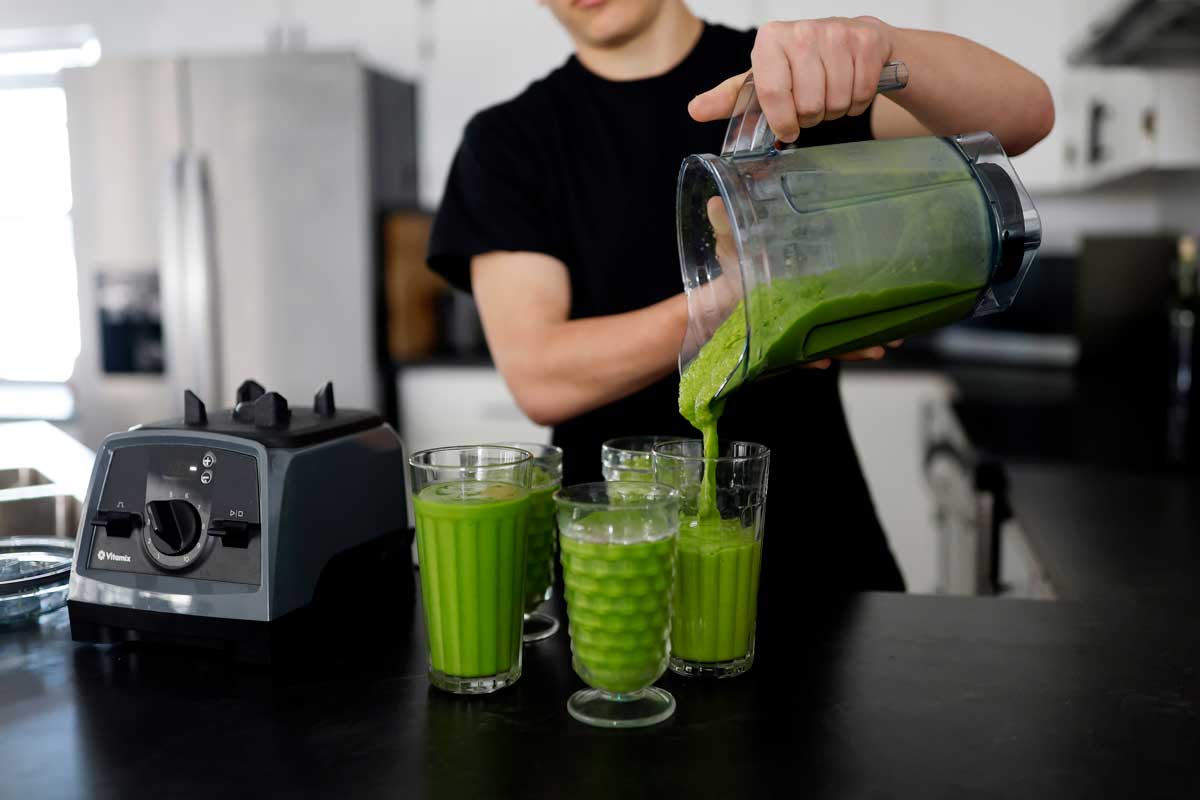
[0,468,52,490]
[0,493,83,538]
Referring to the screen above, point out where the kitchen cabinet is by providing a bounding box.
[398,366,548,455]
[1059,68,1200,187]
[841,370,955,594]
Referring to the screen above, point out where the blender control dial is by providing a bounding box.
[145,499,202,556]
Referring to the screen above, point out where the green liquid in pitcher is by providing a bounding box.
[560,512,676,694]
[679,277,982,513]
[413,481,530,679]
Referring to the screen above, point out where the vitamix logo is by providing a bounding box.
[97,550,131,563]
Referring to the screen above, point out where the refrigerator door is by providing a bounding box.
[185,53,378,411]
[64,59,184,448]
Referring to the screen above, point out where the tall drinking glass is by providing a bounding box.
[600,435,679,482]
[488,441,563,643]
[409,445,533,694]
[556,482,680,728]
[652,440,769,678]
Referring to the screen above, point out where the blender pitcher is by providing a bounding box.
[676,64,1041,399]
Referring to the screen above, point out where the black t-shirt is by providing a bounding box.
[429,23,903,594]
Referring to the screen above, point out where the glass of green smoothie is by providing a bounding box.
[600,435,678,482]
[488,441,563,644]
[408,445,533,694]
[652,439,769,679]
[555,481,680,728]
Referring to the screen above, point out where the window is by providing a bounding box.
[0,83,81,383]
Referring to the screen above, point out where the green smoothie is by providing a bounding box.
[674,265,983,665]
[679,277,982,516]
[413,481,530,680]
[671,516,762,663]
[560,512,676,694]
[524,480,557,613]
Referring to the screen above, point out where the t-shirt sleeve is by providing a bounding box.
[426,110,567,293]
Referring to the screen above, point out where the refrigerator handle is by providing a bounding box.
[160,152,188,407]
[181,152,223,407]
[160,151,223,410]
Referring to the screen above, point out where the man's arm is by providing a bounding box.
[471,251,688,427]
[688,16,1054,157]
[870,27,1054,154]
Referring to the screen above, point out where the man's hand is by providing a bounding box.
[689,15,1054,156]
[689,16,894,143]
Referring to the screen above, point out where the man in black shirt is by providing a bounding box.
[428,1,1052,595]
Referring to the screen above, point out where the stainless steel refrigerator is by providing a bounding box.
[64,53,416,448]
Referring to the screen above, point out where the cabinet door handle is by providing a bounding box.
[1087,100,1107,165]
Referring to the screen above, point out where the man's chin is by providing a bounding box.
[558,1,661,49]
[577,22,643,49]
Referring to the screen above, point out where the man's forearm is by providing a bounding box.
[882,27,1054,155]
[492,293,688,427]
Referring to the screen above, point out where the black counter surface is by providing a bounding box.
[4,564,1200,799]
[7,355,1200,797]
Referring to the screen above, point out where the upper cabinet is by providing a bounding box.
[1059,68,1200,188]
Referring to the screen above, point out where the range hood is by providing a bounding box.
[1070,0,1200,66]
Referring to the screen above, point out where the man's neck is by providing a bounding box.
[574,3,703,81]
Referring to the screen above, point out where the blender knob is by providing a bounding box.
[145,499,202,556]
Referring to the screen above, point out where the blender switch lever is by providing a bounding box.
[208,519,257,548]
[93,510,141,538]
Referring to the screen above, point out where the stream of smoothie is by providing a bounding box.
[675,273,984,664]
[672,139,995,663]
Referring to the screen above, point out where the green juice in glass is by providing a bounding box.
[560,512,676,694]
[413,481,530,682]
[524,479,557,612]
[671,516,762,663]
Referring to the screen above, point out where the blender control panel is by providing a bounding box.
[86,444,262,585]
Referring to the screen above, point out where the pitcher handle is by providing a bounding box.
[721,61,909,157]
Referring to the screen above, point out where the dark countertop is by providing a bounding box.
[4,583,1199,799]
[6,358,1200,797]
[2,585,1200,796]
[1005,464,1200,611]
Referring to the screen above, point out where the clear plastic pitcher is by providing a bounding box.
[676,67,1041,400]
